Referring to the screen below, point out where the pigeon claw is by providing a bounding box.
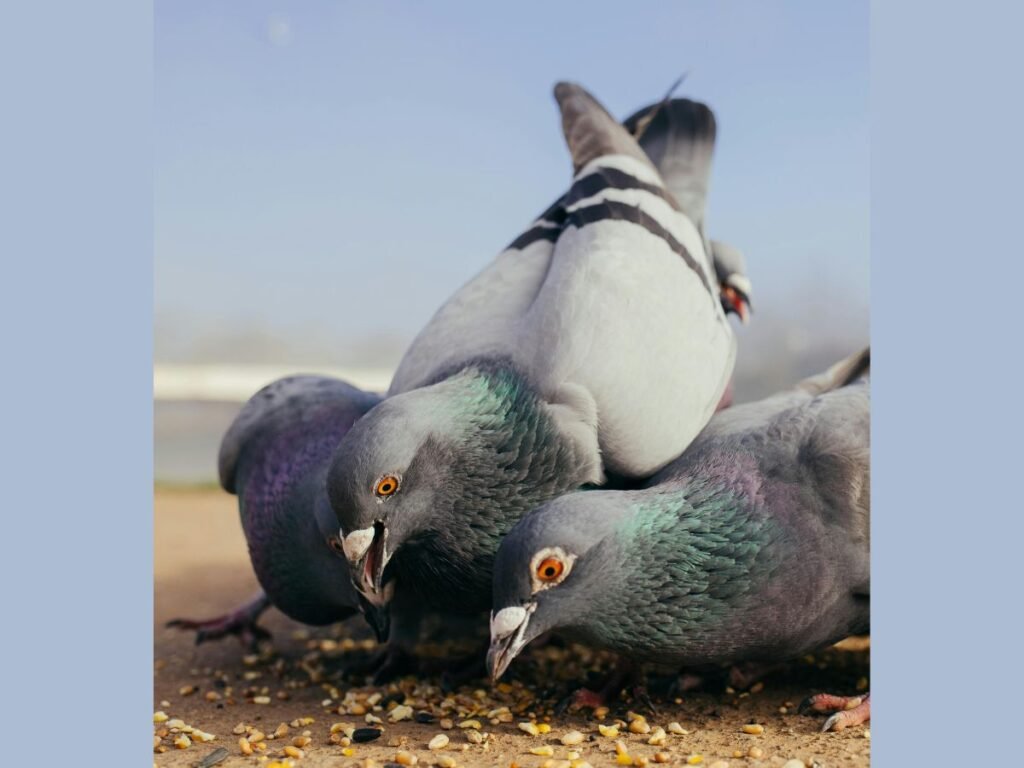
[166,594,272,651]
[799,692,870,732]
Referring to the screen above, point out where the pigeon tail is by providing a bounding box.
[553,82,657,175]
[624,98,718,231]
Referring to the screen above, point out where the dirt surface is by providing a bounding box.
[155,488,870,768]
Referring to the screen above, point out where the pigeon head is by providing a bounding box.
[326,392,448,605]
[486,491,632,681]
[710,240,752,324]
[326,368,515,610]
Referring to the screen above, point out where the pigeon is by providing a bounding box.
[327,81,736,627]
[168,376,389,645]
[487,348,870,731]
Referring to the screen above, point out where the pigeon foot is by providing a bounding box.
[799,692,870,732]
[555,658,652,714]
[166,593,272,650]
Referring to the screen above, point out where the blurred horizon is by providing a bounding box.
[155,1,868,482]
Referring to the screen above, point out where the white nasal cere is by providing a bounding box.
[490,606,528,640]
[342,527,375,562]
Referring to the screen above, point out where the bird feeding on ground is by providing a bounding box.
[487,349,870,731]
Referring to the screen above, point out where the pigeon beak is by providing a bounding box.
[342,522,392,605]
[721,278,752,325]
[486,603,536,682]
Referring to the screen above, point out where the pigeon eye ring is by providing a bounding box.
[373,473,401,499]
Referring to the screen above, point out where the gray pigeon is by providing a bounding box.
[168,376,387,643]
[327,82,736,624]
[487,349,870,730]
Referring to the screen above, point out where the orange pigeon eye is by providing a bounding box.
[536,557,564,582]
[374,474,400,497]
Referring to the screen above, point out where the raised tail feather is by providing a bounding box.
[797,347,871,396]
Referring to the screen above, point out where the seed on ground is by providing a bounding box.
[517,722,539,736]
[647,727,666,746]
[192,729,216,743]
[459,720,482,730]
[436,757,457,768]
[232,723,247,735]
[395,750,418,765]
[205,691,222,702]
[741,724,764,735]
[747,747,764,758]
[273,723,290,738]
[196,747,230,768]
[781,761,806,768]
[253,696,271,705]
[560,730,584,746]
[628,719,650,735]
[614,741,630,757]
[429,735,449,750]
[667,722,687,735]
[283,745,304,758]
[179,685,197,696]
[239,738,253,755]
[598,724,620,738]
[530,746,554,757]
[653,754,670,765]
[440,719,454,730]
[249,731,266,744]
[174,735,191,749]
[390,705,414,722]
[536,723,551,734]
[615,755,632,766]
[465,730,483,745]
[292,736,311,748]
[353,728,383,743]
[153,711,169,723]
[687,756,703,765]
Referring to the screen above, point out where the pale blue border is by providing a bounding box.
[0,0,153,760]
[872,0,1022,762]
[4,2,1022,764]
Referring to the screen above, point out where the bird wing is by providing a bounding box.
[673,350,870,592]
[218,376,382,494]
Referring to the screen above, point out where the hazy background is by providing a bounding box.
[155,1,868,483]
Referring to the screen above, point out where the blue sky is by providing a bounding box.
[155,1,868,366]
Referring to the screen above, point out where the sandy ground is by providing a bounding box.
[154,488,870,768]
